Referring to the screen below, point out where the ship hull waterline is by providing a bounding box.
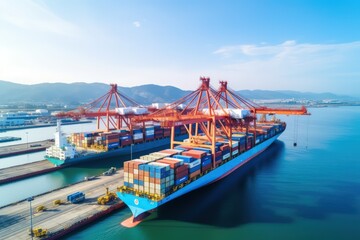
[117,132,282,227]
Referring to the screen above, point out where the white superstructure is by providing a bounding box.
[46,120,76,161]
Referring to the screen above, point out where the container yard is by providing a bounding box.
[0,169,125,240]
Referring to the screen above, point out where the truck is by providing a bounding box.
[29,227,47,237]
[67,192,85,203]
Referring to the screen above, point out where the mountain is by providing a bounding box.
[0,80,356,106]
[237,90,355,101]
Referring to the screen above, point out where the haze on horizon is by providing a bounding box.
[0,0,359,97]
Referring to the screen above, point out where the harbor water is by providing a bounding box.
[1,107,360,239]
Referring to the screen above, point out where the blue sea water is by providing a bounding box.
[64,106,360,240]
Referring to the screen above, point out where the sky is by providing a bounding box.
[0,0,360,96]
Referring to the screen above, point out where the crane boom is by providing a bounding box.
[255,106,309,115]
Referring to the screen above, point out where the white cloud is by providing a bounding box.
[214,40,360,59]
[133,21,141,28]
[211,41,360,95]
[0,0,78,36]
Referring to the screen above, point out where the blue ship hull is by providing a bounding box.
[117,132,282,219]
[46,135,188,167]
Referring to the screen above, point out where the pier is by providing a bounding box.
[0,170,125,240]
[0,160,59,184]
[0,139,53,158]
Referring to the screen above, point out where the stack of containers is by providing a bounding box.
[174,126,181,136]
[141,162,174,197]
[93,134,103,147]
[144,126,155,141]
[105,132,120,150]
[247,135,254,149]
[140,154,163,161]
[257,125,270,139]
[255,132,264,144]
[157,157,188,186]
[175,150,203,179]
[193,147,213,172]
[83,132,95,148]
[154,126,164,139]
[163,128,171,137]
[159,148,184,156]
[133,128,143,144]
[70,133,83,147]
[232,133,246,152]
[229,140,239,156]
[123,159,148,189]
[220,144,230,161]
[215,150,222,166]
[119,132,132,147]
[180,125,187,135]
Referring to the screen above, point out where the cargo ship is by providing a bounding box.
[45,121,188,166]
[116,77,309,227]
[117,122,285,226]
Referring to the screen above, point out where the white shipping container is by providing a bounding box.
[115,107,134,115]
[223,152,231,160]
[132,107,148,115]
[188,159,201,168]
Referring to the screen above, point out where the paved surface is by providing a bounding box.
[0,160,57,184]
[0,170,125,240]
[0,140,53,158]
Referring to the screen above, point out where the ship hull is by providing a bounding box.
[117,132,281,219]
[45,135,188,167]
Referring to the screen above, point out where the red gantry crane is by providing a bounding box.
[131,77,309,167]
[56,84,148,132]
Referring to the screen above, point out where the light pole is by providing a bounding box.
[27,196,34,240]
[26,132,28,149]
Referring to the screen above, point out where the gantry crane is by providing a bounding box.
[131,77,309,167]
[56,84,147,132]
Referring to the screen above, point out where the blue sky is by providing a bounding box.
[0,0,359,96]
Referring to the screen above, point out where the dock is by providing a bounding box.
[0,160,59,185]
[0,170,125,240]
[0,139,53,158]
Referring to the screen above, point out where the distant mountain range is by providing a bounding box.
[0,80,356,106]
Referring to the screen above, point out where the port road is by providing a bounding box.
[0,170,125,240]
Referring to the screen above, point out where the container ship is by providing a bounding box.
[45,120,188,166]
[45,84,188,167]
[116,78,309,227]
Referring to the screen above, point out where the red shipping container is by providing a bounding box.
[220,145,230,151]
[175,169,188,180]
[202,164,212,172]
[134,139,143,144]
[182,149,206,159]
[175,164,188,174]
[157,159,177,169]
[189,169,201,179]
[215,151,222,158]
[178,145,193,150]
